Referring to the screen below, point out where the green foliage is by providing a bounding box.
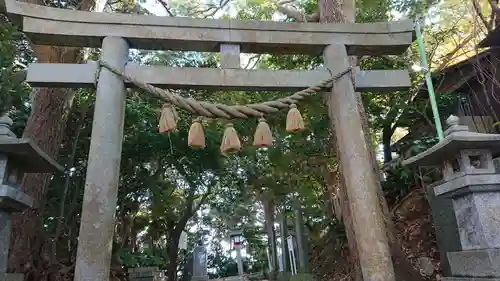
[391,0,437,18]
[0,20,30,118]
[119,248,168,268]
[382,135,438,200]
[2,0,480,279]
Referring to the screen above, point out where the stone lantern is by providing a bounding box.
[191,245,208,281]
[0,115,62,281]
[230,229,244,276]
[403,115,500,280]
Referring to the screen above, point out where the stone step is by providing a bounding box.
[212,276,247,281]
[128,267,159,273]
[448,249,500,277]
[441,277,500,281]
[0,273,24,281]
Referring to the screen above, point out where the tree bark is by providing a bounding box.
[9,51,79,278]
[8,0,95,279]
[167,231,182,281]
[382,124,393,164]
[262,196,278,278]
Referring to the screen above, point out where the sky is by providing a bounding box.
[139,0,289,68]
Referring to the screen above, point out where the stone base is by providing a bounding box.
[452,191,500,250]
[448,249,500,277]
[192,275,209,281]
[128,267,162,281]
[0,273,24,281]
[426,184,462,276]
[0,184,33,212]
[129,278,154,281]
[441,277,500,281]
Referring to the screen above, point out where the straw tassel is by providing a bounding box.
[220,123,241,153]
[253,117,273,148]
[188,117,205,149]
[159,104,177,133]
[286,104,305,133]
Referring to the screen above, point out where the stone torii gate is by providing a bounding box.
[1,1,415,280]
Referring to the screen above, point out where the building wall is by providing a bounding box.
[459,78,500,122]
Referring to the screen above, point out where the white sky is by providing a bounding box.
[139,0,288,68]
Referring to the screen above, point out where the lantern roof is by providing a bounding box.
[0,115,63,173]
[402,115,500,167]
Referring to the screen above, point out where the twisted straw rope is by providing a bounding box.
[98,60,352,119]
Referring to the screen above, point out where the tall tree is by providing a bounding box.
[8,0,100,280]
[276,0,424,280]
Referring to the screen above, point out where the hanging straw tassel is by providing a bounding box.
[159,104,177,133]
[253,117,273,148]
[220,123,241,153]
[286,104,305,133]
[188,117,205,149]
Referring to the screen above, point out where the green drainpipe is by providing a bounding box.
[415,19,444,140]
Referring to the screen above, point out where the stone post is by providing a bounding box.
[403,115,500,281]
[128,267,159,281]
[0,116,16,275]
[279,215,290,272]
[219,44,240,69]
[294,207,309,273]
[235,243,244,276]
[323,44,396,281]
[74,36,129,281]
[0,115,62,281]
[269,224,279,273]
[191,246,208,281]
[424,181,461,276]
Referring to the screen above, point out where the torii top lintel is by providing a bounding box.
[1,0,415,56]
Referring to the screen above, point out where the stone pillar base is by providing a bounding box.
[448,249,500,277]
[192,275,209,281]
[0,273,24,281]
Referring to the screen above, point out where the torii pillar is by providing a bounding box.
[323,44,396,281]
[73,36,129,281]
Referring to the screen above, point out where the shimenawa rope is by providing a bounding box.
[97,60,352,120]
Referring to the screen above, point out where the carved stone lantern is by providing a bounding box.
[403,115,500,280]
[0,115,63,281]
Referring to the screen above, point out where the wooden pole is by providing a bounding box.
[323,44,396,281]
[74,36,129,281]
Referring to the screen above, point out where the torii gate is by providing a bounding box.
[1,1,415,280]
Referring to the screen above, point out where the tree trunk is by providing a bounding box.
[167,230,182,281]
[318,1,423,281]
[8,49,79,279]
[8,0,95,278]
[262,196,278,278]
[382,124,393,163]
